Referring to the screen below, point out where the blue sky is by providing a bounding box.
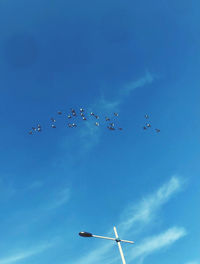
[0,0,200,263]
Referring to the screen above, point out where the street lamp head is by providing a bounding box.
[79,231,93,237]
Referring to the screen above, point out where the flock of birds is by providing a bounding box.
[28,108,123,135]
[28,109,160,135]
[143,114,161,133]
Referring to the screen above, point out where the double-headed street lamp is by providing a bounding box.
[79,226,134,264]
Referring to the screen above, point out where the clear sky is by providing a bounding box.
[0,0,200,263]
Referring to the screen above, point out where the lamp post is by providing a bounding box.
[79,226,134,264]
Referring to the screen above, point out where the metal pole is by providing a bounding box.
[92,234,116,241]
[79,228,134,263]
[113,226,126,264]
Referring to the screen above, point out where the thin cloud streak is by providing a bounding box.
[128,227,186,261]
[185,262,199,264]
[72,176,184,264]
[107,227,186,264]
[77,71,155,152]
[0,242,54,264]
[119,176,182,234]
[46,187,71,210]
[124,71,155,96]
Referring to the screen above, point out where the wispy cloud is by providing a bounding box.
[77,71,155,152]
[0,176,16,201]
[0,242,54,264]
[185,262,199,264]
[78,119,101,153]
[45,187,71,210]
[99,71,155,113]
[119,176,182,234]
[72,176,185,264]
[28,180,43,190]
[128,227,186,262]
[124,71,155,96]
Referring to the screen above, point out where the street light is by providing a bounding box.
[79,226,134,264]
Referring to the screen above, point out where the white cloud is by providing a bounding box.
[76,71,155,152]
[28,181,43,190]
[94,96,121,113]
[119,176,182,234]
[124,71,155,95]
[185,262,199,264]
[100,71,155,114]
[46,187,70,210]
[72,176,185,264]
[78,119,101,153]
[128,227,186,261]
[0,242,53,264]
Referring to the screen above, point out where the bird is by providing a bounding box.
[105,117,110,121]
[51,124,56,128]
[57,111,62,115]
[114,113,118,116]
[107,126,115,131]
[155,128,160,133]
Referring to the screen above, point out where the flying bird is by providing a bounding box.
[28,106,125,136]
[107,126,115,131]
